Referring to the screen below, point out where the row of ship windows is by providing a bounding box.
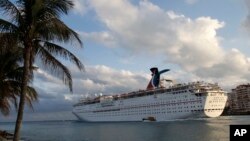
[77,102,204,112]
[127,103,201,109]
[210,100,225,103]
[211,104,223,107]
[172,90,188,94]
[122,105,196,112]
[107,103,202,111]
[160,97,201,101]
[209,100,225,104]
[117,99,202,106]
[85,105,204,114]
[121,106,202,112]
[85,109,224,117]
[115,101,203,108]
[87,111,189,117]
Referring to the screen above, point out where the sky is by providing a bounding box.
[2,0,250,121]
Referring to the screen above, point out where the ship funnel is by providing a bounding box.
[146,67,169,90]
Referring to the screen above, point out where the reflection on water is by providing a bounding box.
[0,116,249,141]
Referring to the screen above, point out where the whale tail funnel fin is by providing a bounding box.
[146,67,170,90]
[150,67,159,74]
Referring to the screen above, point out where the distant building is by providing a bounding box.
[228,84,250,113]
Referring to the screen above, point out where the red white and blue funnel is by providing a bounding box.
[146,67,169,90]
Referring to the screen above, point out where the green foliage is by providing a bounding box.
[0,43,38,116]
[0,1,83,140]
[0,0,84,92]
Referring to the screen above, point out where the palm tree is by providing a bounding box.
[0,41,38,116]
[0,1,84,140]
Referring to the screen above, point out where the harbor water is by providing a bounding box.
[0,115,249,141]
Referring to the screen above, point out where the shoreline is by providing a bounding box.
[0,130,14,141]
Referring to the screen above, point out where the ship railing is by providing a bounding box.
[74,82,224,106]
[115,87,169,100]
[74,88,169,105]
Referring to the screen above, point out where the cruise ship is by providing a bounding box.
[73,68,228,122]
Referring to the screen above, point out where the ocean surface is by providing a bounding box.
[0,115,250,141]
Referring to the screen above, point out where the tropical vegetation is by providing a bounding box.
[0,0,84,140]
[0,41,38,116]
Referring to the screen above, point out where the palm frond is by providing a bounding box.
[0,19,18,32]
[0,80,38,113]
[2,80,21,96]
[6,67,25,82]
[0,0,22,26]
[37,46,73,92]
[0,98,11,116]
[0,45,38,115]
[0,44,23,82]
[26,86,38,101]
[0,80,20,115]
[44,0,74,16]
[25,86,38,110]
[40,41,84,71]
[31,0,73,20]
[0,33,19,46]
[36,18,82,46]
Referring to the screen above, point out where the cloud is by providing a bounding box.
[195,49,250,78]
[185,0,199,5]
[81,0,225,71]
[26,65,150,115]
[72,0,89,15]
[78,0,250,88]
[79,31,116,47]
[71,65,150,94]
[194,48,250,90]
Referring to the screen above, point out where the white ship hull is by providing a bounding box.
[73,87,227,122]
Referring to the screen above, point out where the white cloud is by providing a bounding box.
[78,0,250,88]
[185,0,199,5]
[72,0,89,15]
[24,65,151,117]
[195,48,250,78]
[194,48,250,89]
[79,31,116,47]
[75,65,150,94]
[81,0,225,71]
[34,65,150,103]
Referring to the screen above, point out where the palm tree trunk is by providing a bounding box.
[13,44,31,141]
